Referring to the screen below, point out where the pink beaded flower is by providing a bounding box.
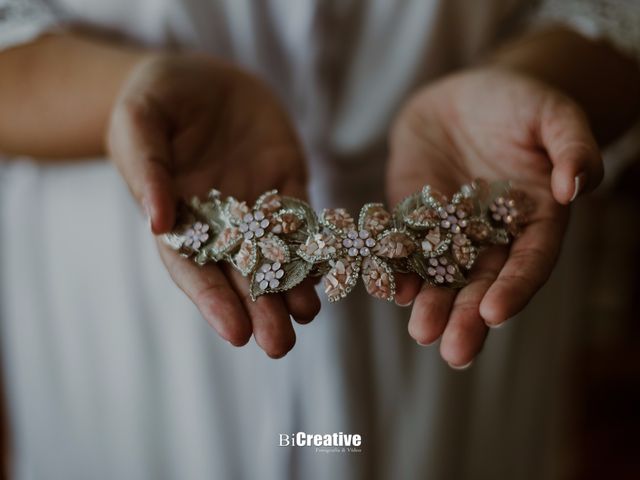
[299,203,416,301]
[488,189,531,236]
[396,185,487,286]
[207,190,293,276]
[198,190,317,299]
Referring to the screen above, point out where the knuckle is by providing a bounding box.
[452,300,481,317]
[495,273,535,299]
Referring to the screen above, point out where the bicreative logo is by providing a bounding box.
[279,432,362,448]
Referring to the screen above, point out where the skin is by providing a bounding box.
[0,29,639,366]
[388,68,595,367]
[107,54,321,357]
[388,29,640,368]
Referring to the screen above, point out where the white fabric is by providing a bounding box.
[0,0,59,48]
[535,0,640,62]
[0,1,637,479]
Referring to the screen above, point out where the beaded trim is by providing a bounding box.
[163,179,532,302]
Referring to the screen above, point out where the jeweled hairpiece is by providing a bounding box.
[163,179,532,302]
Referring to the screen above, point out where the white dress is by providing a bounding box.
[1,1,639,479]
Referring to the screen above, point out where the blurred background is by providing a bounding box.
[568,160,640,480]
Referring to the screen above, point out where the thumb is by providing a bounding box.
[107,100,176,234]
[539,96,604,205]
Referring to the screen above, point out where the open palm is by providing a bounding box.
[387,68,603,367]
[108,54,320,358]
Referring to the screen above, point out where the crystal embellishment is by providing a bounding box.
[164,179,531,302]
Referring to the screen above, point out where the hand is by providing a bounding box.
[107,53,320,358]
[387,67,603,367]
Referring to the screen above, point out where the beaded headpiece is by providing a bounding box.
[163,179,531,302]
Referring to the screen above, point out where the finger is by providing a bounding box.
[440,246,507,368]
[108,99,176,233]
[275,176,322,324]
[479,214,567,327]
[279,175,309,202]
[283,278,321,324]
[539,96,603,204]
[226,268,296,359]
[408,284,456,346]
[394,272,422,307]
[157,241,252,346]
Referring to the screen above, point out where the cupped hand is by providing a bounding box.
[387,67,603,367]
[107,53,320,357]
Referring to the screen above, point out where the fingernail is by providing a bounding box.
[448,361,473,371]
[570,172,587,202]
[395,299,413,307]
[416,339,437,347]
[486,322,505,329]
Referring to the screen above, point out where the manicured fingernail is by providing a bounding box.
[417,339,436,347]
[487,322,505,329]
[448,361,473,371]
[570,172,587,202]
[395,299,413,307]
